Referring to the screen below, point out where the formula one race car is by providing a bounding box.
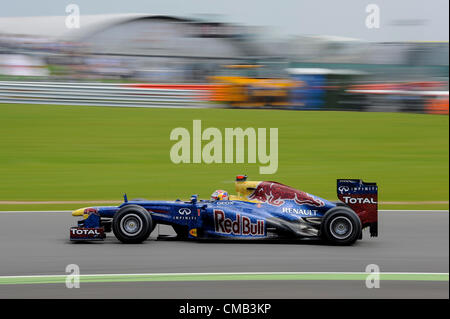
[70,175,378,245]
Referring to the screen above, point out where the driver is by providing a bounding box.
[211,190,229,201]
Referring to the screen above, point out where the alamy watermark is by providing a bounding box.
[365,263,380,288]
[65,264,80,288]
[65,4,80,29]
[170,120,278,174]
[365,4,380,29]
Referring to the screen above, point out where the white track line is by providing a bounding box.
[0,271,448,279]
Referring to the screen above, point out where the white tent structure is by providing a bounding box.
[0,14,148,40]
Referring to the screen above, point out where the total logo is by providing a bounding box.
[70,228,102,236]
[214,210,265,236]
[282,207,318,216]
[343,196,377,204]
[175,207,196,220]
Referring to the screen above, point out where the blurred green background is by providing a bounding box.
[0,103,448,210]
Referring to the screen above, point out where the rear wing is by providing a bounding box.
[337,179,378,237]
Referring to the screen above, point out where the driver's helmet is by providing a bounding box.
[211,190,229,201]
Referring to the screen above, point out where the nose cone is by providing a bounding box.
[72,207,87,216]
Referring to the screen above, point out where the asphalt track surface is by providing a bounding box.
[0,210,447,298]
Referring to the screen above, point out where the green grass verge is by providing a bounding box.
[0,273,447,285]
[0,103,448,209]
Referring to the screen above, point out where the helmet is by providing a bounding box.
[211,190,229,201]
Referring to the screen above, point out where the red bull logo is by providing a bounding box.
[248,182,324,207]
[214,210,265,236]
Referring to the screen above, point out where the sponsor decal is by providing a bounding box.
[338,185,377,193]
[348,186,378,192]
[174,207,196,220]
[178,208,191,215]
[338,186,350,194]
[83,207,99,217]
[174,216,196,221]
[342,196,377,204]
[189,228,198,237]
[249,182,324,207]
[216,201,234,205]
[70,227,104,240]
[282,207,318,216]
[71,228,102,236]
[214,209,265,236]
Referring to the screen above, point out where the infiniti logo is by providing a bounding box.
[178,208,191,215]
[338,186,350,194]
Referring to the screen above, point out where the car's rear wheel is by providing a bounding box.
[321,207,361,245]
[112,205,152,244]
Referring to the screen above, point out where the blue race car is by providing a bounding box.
[70,175,378,245]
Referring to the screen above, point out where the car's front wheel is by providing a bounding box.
[112,205,153,244]
[321,207,361,245]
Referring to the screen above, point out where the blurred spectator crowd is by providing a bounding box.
[0,15,448,113]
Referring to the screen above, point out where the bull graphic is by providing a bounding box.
[248,182,324,207]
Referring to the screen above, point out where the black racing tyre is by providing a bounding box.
[112,205,153,244]
[321,207,362,245]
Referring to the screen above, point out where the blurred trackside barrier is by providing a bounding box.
[345,81,449,114]
[425,97,449,115]
[0,81,215,108]
[121,83,218,101]
[0,81,448,114]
